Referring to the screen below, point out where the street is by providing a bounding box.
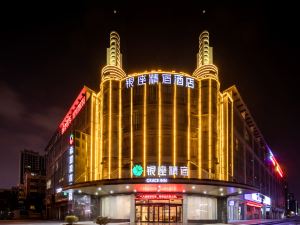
[0,217,300,225]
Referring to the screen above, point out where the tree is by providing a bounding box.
[65,215,79,225]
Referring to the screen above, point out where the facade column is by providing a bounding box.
[130,194,135,224]
[217,197,228,223]
[183,194,188,224]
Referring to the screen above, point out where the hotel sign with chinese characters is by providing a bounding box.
[125,73,195,89]
[59,87,87,135]
[132,164,189,183]
[146,165,189,177]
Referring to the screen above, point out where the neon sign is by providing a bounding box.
[136,194,182,200]
[59,87,87,135]
[68,134,74,184]
[244,193,271,206]
[246,202,263,208]
[269,150,283,178]
[125,73,195,89]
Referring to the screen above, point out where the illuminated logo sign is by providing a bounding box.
[244,193,271,206]
[136,194,182,200]
[69,134,74,145]
[125,73,195,89]
[132,164,144,177]
[132,164,189,180]
[59,88,87,135]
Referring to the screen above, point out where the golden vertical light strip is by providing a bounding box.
[118,81,122,179]
[90,93,94,181]
[198,81,202,179]
[187,88,191,178]
[173,84,177,168]
[99,85,103,180]
[220,95,224,180]
[95,94,99,180]
[85,134,88,181]
[231,98,234,178]
[158,83,162,168]
[108,81,112,179]
[130,88,133,178]
[143,84,147,176]
[208,79,212,179]
[226,98,229,181]
[216,93,220,180]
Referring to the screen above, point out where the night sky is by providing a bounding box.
[1,2,299,199]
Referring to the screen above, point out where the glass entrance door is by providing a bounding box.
[135,199,183,223]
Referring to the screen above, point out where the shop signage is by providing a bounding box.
[59,88,87,135]
[246,202,263,208]
[136,194,182,200]
[132,164,189,177]
[244,193,271,206]
[68,134,74,184]
[125,73,195,89]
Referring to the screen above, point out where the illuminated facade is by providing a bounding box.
[45,31,286,223]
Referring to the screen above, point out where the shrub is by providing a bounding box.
[95,216,110,225]
[65,215,79,225]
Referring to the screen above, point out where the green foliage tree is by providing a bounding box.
[95,216,110,225]
[64,215,79,225]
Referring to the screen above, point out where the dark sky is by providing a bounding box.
[1,2,299,199]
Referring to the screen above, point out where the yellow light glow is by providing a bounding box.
[108,80,112,179]
[220,96,224,180]
[130,88,133,178]
[198,80,202,179]
[84,132,87,181]
[94,94,99,180]
[99,86,103,180]
[118,81,122,179]
[158,83,162,168]
[187,88,190,178]
[208,79,212,179]
[216,93,219,180]
[226,97,229,181]
[231,97,234,178]
[90,93,94,180]
[143,84,147,176]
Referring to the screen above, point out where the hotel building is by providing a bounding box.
[45,31,286,223]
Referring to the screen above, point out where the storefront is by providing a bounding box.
[228,193,272,221]
[135,194,183,222]
[66,186,226,223]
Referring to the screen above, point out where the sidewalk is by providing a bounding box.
[229,219,284,224]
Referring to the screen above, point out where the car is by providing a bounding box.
[286,211,295,218]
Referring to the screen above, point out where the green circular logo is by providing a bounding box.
[132,164,143,177]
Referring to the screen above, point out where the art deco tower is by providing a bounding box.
[100,31,126,179]
[193,31,220,179]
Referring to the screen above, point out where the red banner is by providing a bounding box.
[136,194,182,200]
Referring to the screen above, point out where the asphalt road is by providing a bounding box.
[0,218,299,225]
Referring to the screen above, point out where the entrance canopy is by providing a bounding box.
[64,178,258,197]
